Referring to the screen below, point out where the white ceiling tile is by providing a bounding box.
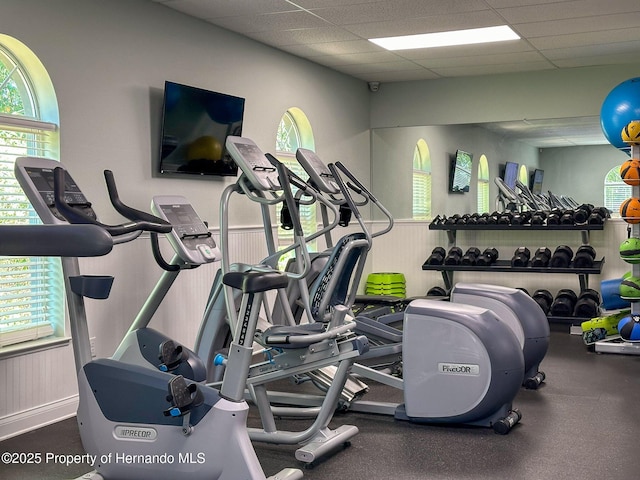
[414,51,551,69]
[430,61,555,77]
[396,40,534,61]
[530,27,640,50]
[157,0,297,18]
[277,39,382,57]
[496,0,640,24]
[514,12,640,38]
[210,10,330,33]
[341,10,506,38]
[305,0,491,26]
[244,27,361,46]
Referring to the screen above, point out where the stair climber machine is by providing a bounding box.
[193,136,371,466]
[290,150,526,434]
[14,156,302,480]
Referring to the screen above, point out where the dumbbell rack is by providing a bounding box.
[424,222,605,325]
[595,141,640,355]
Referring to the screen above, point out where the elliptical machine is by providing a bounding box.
[14,156,302,480]
[194,137,371,464]
[278,151,525,433]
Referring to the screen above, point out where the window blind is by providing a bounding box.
[0,116,62,347]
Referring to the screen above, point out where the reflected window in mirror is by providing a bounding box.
[477,155,489,214]
[412,138,432,220]
[604,164,631,218]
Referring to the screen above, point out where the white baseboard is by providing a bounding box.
[0,395,78,441]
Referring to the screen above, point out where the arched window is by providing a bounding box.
[604,165,631,217]
[477,154,490,213]
[412,138,431,220]
[275,108,316,263]
[0,35,61,350]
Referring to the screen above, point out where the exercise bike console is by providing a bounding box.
[15,158,96,224]
[152,195,221,265]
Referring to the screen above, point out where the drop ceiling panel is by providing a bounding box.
[495,0,640,24]
[341,10,506,38]
[305,0,491,26]
[158,0,296,18]
[244,27,361,46]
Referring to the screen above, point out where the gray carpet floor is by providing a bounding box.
[1,325,638,480]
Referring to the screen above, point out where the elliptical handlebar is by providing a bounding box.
[328,162,372,248]
[333,161,394,238]
[266,153,311,280]
[53,167,170,243]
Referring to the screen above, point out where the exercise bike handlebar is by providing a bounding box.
[103,170,173,232]
[53,167,170,243]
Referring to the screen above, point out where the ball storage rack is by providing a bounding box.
[595,129,640,354]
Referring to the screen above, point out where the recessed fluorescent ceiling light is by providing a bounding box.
[369,25,520,50]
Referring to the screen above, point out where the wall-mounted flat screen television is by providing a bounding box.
[502,161,519,189]
[449,149,473,193]
[531,168,544,194]
[159,81,245,177]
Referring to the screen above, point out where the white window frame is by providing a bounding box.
[0,36,62,355]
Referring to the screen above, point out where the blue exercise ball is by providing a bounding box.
[618,314,640,342]
[600,77,640,150]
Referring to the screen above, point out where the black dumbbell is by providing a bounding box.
[588,206,610,225]
[461,247,481,265]
[511,247,531,267]
[431,215,444,226]
[511,211,532,225]
[530,247,552,267]
[498,212,513,224]
[573,245,596,268]
[573,204,594,224]
[425,246,447,265]
[549,245,573,268]
[456,214,470,225]
[533,289,554,315]
[476,247,499,266]
[560,210,575,225]
[550,289,578,316]
[476,213,489,225]
[427,286,448,297]
[531,211,547,225]
[444,246,463,265]
[573,289,601,318]
[546,208,563,225]
[487,212,499,224]
[466,213,479,225]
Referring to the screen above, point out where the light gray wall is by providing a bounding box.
[540,145,629,207]
[370,63,640,128]
[1,0,371,228]
[372,124,538,219]
[0,0,372,439]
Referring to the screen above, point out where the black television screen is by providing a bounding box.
[159,81,244,177]
[449,150,473,193]
[531,168,544,194]
[502,161,519,189]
